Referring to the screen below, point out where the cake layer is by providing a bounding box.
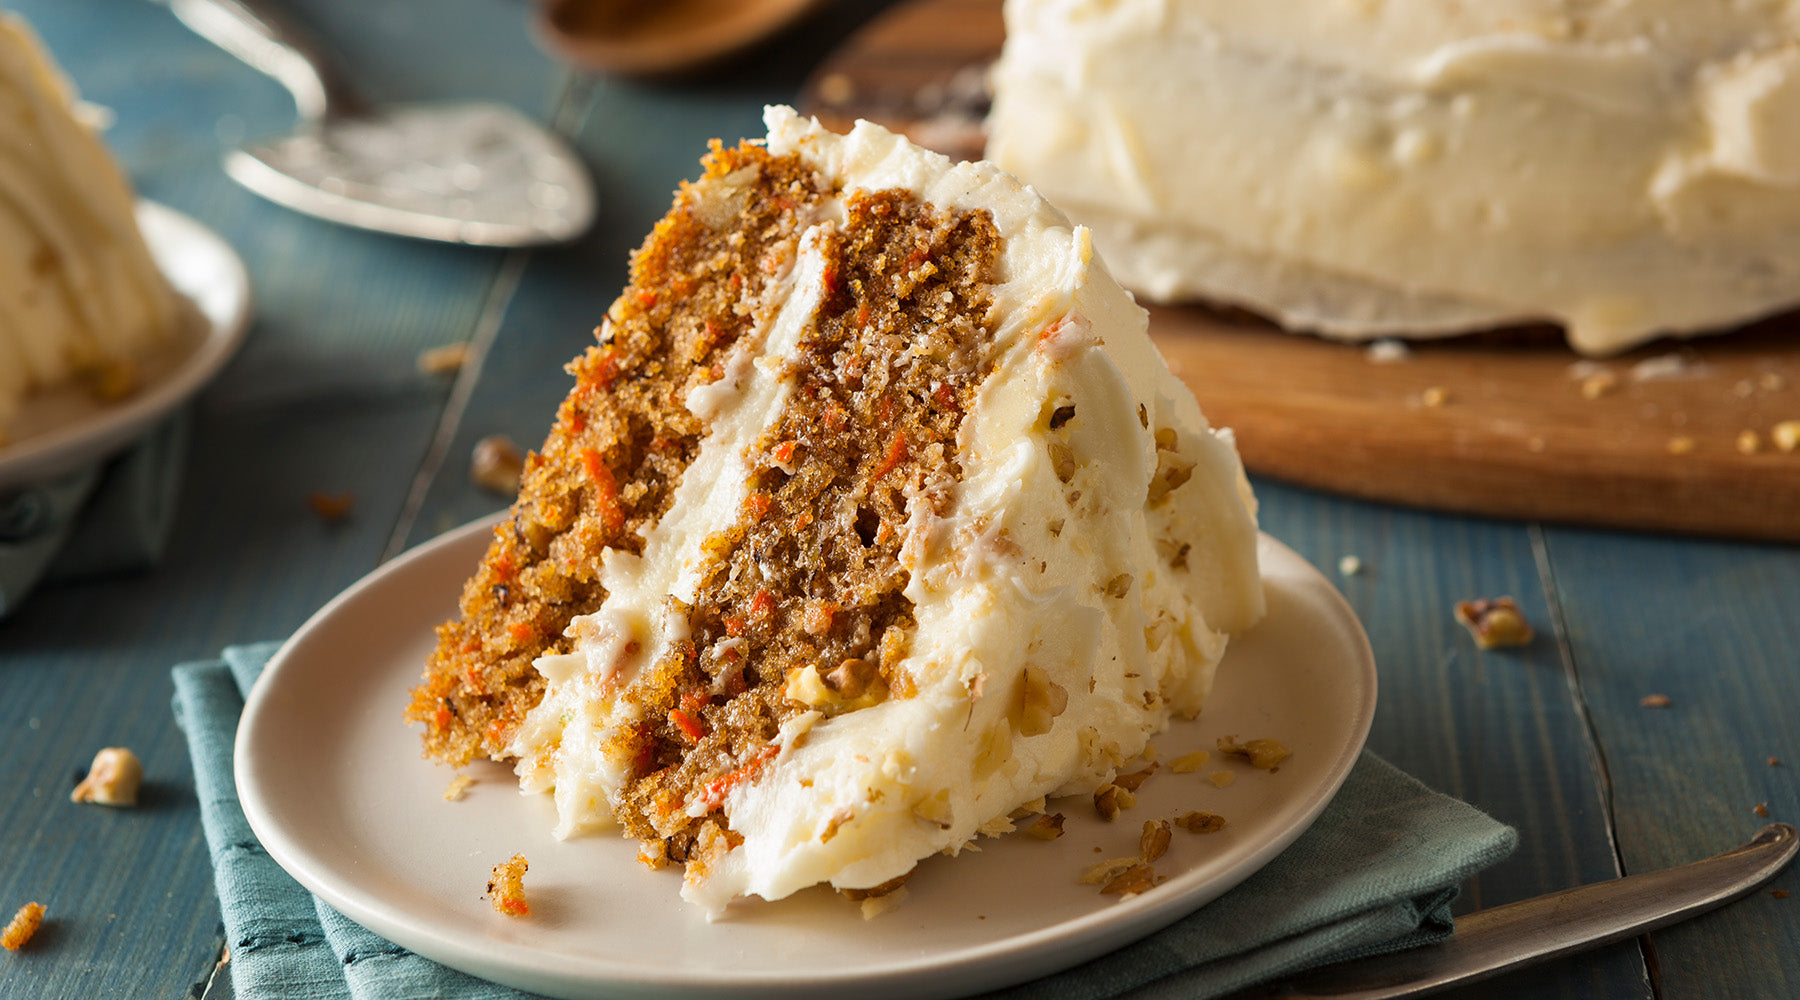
[989,0,1800,355]
[0,14,178,435]
[498,107,1264,914]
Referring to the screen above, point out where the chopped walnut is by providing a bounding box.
[1640,693,1673,709]
[486,855,529,917]
[1216,735,1292,770]
[1169,750,1210,774]
[840,872,911,903]
[1093,783,1137,821]
[417,343,471,375]
[443,774,476,801]
[306,491,355,524]
[1,902,43,951]
[1024,813,1065,840]
[70,747,142,807]
[1454,597,1534,649]
[1079,856,1143,885]
[1099,864,1157,896]
[1174,811,1227,834]
[1113,764,1158,791]
[1139,820,1171,862]
[1208,770,1235,789]
[470,435,525,495]
[1013,665,1068,737]
[1754,802,1770,817]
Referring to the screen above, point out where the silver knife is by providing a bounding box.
[1238,822,1796,999]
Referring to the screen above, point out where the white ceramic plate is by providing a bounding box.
[237,519,1376,1000]
[0,201,251,490]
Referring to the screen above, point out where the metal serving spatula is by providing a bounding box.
[168,0,595,246]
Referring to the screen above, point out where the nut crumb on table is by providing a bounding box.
[2,902,43,951]
[70,747,142,807]
[444,773,475,801]
[1754,803,1770,817]
[1640,693,1674,709]
[306,491,355,523]
[486,855,529,917]
[1174,811,1227,834]
[1217,735,1292,770]
[1139,820,1172,862]
[1454,597,1535,649]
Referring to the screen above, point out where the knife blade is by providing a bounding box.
[1236,822,1795,999]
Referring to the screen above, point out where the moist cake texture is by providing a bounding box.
[410,107,1264,913]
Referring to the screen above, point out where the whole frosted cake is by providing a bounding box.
[0,14,180,439]
[989,0,1800,355]
[410,106,1264,913]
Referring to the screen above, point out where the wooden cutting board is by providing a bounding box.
[799,0,1800,541]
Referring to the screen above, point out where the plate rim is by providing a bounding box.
[0,200,252,490]
[237,516,1377,999]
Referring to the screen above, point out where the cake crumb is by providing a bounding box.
[444,774,476,801]
[1754,802,1770,817]
[1454,597,1534,649]
[1365,339,1411,363]
[70,747,142,807]
[1420,385,1450,408]
[1338,555,1363,576]
[417,343,470,376]
[1737,430,1762,455]
[1640,693,1673,709]
[2,902,44,951]
[486,855,529,917]
[1208,770,1236,789]
[470,435,525,495]
[1113,764,1158,791]
[1174,811,1227,834]
[1169,750,1210,773]
[1775,890,1791,899]
[307,491,354,523]
[1773,420,1800,452]
[1579,370,1619,400]
[1770,757,1782,767]
[1216,735,1292,770]
[1665,435,1696,456]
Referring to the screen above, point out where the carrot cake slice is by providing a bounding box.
[0,14,180,439]
[408,106,1264,913]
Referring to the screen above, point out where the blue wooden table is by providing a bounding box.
[1,2,1795,997]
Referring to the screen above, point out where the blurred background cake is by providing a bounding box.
[0,13,180,441]
[989,0,1800,356]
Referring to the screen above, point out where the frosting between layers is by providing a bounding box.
[0,15,178,433]
[509,106,1264,914]
[989,0,1800,355]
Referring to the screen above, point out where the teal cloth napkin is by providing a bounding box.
[173,643,1518,1000]
[0,413,187,619]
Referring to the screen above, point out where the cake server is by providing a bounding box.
[167,0,595,246]
[1235,822,1796,999]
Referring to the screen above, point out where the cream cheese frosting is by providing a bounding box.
[0,14,179,436]
[988,0,1800,355]
[508,106,1264,914]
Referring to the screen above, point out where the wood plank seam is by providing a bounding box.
[1532,523,1657,993]
[382,68,591,563]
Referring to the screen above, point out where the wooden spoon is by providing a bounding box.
[533,0,829,78]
